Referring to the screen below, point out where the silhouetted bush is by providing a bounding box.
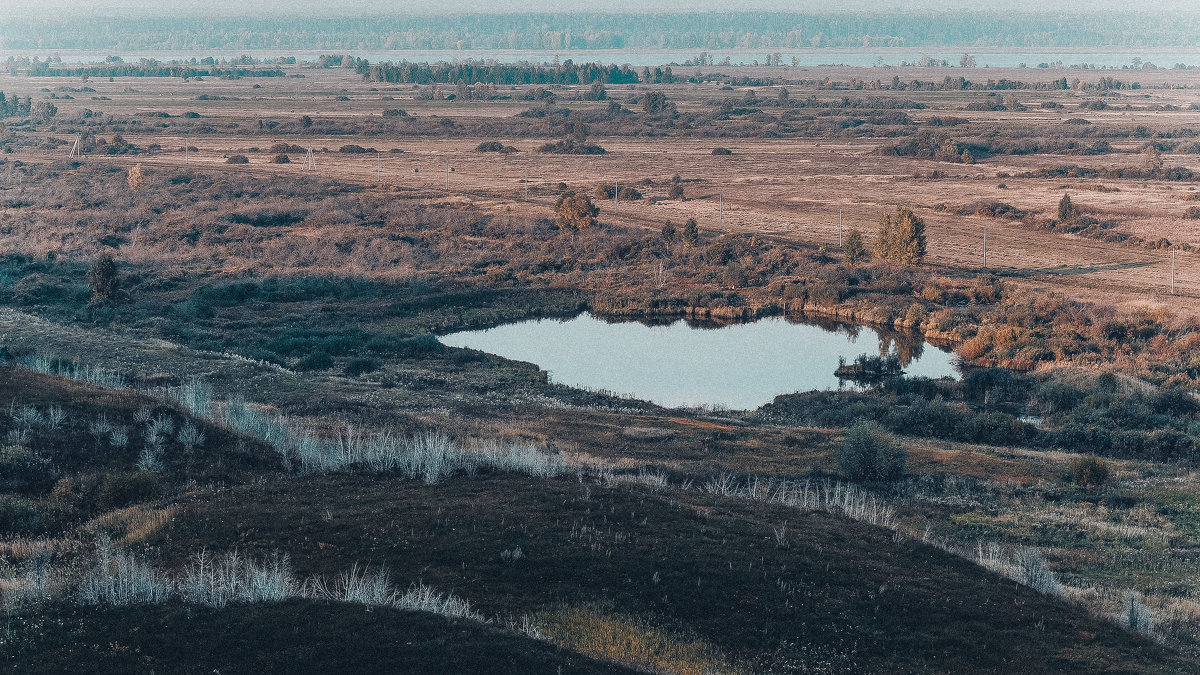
[838,420,907,481]
[98,471,162,510]
[295,351,334,371]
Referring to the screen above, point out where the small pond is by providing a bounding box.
[439,312,960,410]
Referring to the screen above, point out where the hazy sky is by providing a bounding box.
[9,0,1198,16]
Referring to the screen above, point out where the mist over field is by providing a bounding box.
[12,0,1200,14]
[5,1,1200,52]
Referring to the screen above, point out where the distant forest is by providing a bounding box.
[4,12,1200,52]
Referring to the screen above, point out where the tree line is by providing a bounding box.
[361,60,657,86]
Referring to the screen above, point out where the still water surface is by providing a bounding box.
[439,313,959,410]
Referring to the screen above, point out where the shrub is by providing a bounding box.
[1011,547,1064,596]
[1070,456,1109,488]
[382,108,408,117]
[668,183,685,200]
[682,218,699,245]
[555,192,599,230]
[0,496,54,533]
[87,255,120,306]
[711,147,733,155]
[476,140,508,152]
[343,357,380,377]
[98,472,163,510]
[270,154,290,164]
[1058,193,1079,221]
[704,243,731,265]
[537,140,606,155]
[661,221,676,243]
[295,351,334,371]
[339,144,371,154]
[0,445,55,493]
[225,155,249,164]
[838,420,907,481]
[1184,206,1200,220]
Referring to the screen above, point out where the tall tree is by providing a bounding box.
[843,228,867,266]
[1058,194,1078,221]
[874,208,926,266]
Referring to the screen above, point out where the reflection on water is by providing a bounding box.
[439,312,958,410]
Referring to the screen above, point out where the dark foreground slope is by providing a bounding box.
[5,600,640,675]
[150,473,1189,674]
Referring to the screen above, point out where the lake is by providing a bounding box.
[439,313,959,410]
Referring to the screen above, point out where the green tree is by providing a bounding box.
[555,192,599,231]
[1058,193,1079,221]
[842,227,867,266]
[873,207,926,266]
[661,220,677,243]
[682,218,699,245]
[668,183,685,200]
[641,91,673,116]
[838,419,907,481]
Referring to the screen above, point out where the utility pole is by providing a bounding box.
[1172,248,1176,295]
[839,209,843,242]
[303,148,315,171]
[445,159,450,192]
[523,170,528,200]
[614,181,619,216]
[983,224,988,270]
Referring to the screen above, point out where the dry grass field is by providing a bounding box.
[7,65,1200,311]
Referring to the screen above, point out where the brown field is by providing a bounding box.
[8,65,1200,311]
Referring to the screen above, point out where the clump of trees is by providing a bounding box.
[873,208,926,265]
[555,192,599,230]
[595,184,642,200]
[838,419,907,481]
[476,141,518,153]
[537,139,606,155]
[640,91,676,116]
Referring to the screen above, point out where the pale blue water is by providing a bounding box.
[439,313,958,410]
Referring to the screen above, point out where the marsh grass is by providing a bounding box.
[83,505,178,546]
[534,604,745,675]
